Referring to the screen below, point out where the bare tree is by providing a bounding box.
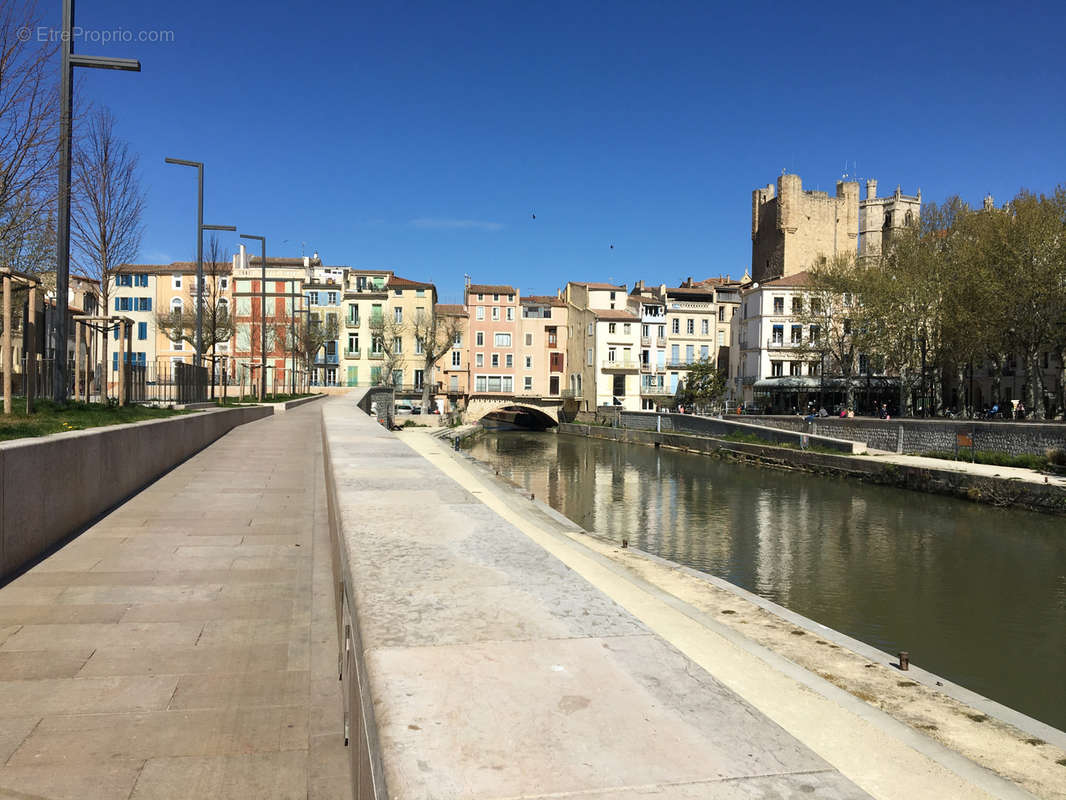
[291,313,339,386]
[155,235,234,395]
[369,313,405,387]
[412,307,463,411]
[70,107,145,402]
[0,1,60,272]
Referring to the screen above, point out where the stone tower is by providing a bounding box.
[858,180,922,261]
[751,173,859,283]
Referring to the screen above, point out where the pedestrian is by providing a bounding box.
[1017,401,1025,420]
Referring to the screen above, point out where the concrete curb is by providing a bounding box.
[0,405,273,583]
[266,394,328,413]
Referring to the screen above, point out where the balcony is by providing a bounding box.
[767,338,803,349]
[368,351,384,360]
[314,353,340,365]
[639,362,653,373]
[601,360,639,372]
[561,389,582,399]
[345,317,361,329]
[640,336,650,347]
[656,337,667,348]
[665,361,696,370]
[343,348,360,359]
[640,386,671,397]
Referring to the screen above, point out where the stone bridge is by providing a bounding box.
[463,393,568,425]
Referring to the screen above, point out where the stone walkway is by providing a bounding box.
[0,403,351,799]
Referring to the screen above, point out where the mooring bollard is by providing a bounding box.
[899,651,910,671]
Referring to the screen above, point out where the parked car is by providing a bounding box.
[410,405,422,415]
[394,400,414,414]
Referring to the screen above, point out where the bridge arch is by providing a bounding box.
[464,395,563,427]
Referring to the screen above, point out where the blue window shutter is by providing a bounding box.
[113,326,119,340]
[146,298,152,311]
[112,352,118,370]
[114,298,119,311]
[138,322,147,340]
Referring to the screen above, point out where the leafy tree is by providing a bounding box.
[678,357,727,412]
[291,313,339,381]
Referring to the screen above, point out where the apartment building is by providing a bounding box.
[662,280,719,397]
[152,261,233,377]
[385,276,438,398]
[626,284,669,410]
[341,269,391,388]
[466,284,519,396]
[304,269,344,386]
[232,251,310,390]
[109,266,157,372]
[563,282,640,411]
[433,304,469,407]
[518,296,567,398]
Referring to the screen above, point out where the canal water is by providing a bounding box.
[467,431,1066,731]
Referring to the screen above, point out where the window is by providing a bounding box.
[809,362,820,376]
[394,307,402,323]
[172,274,182,289]
[685,345,694,363]
[306,291,318,306]
[394,288,402,296]
[524,376,533,391]
[608,348,616,363]
[672,318,680,334]
[858,354,869,375]
[609,291,616,301]
[491,354,499,367]
[773,297,784,314]
[686,319,694,335]
[453,332,462,347]
[642,324,649,337]
[476,293,484,302]
[494,333,511,347]
[328,292,338,305]
[608,323,616,334]
[348,333,358,351]
[171,297,183,313]
[491,307,499,321]
[792,297,803,314]
[658,325,665,338]
[506,307,514,321]
[791,325,802,344]
[524,355,532,369]
[717,331,725,346]
[476,331,484,346]
[524,333,533,346]
[415,338,424,355]
[623,323,631,334]
[476,353,484,367]
[451,349,461,367]
[671,344,679,363]
[700,345,709,360]
[476,306,485,320]
[372,336,383,354]
[137,322,147,341]
[393,337,403,354]
[416,289,425,297]
[493,293,499,302]
[718,306,725,321]
[116,274,132,287]
[220,277,228,291]
[414,369,424,389]
[505,354,513,367]
[587,323,593,335]
[809,324,820,342]
[138,297,152,311]
[810,298,822,314]
[508,294,514,303]
[772,324,783,344]
[587,348,594,366]
[701,319,709,335]
[771,360,783,377]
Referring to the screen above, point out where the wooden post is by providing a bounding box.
[117,319,127,407]
[73,316,81,403]
[2,275,11,415]
[26,286,37,413]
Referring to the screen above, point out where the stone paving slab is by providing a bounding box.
[0,403,351,799]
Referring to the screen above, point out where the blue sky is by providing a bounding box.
[66,0,1066,303]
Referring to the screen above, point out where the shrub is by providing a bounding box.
[1046,447,1066,466]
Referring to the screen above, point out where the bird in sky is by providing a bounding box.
[531,210,536,220]
[609,244,614,249]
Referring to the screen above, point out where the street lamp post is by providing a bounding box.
[54,0,140,402]
[294,306,310,393]
[239,234,267,399]
[164,158,235,368]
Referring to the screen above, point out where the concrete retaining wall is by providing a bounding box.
[0,405,273,582]
[730,414,1066,457]
[267,394,327,413]
[589,408,865,454]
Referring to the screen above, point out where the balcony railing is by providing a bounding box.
[561,389,581,399]
[656,337,667,348]
[345,317,360,329]
[767,338,803,349]
[640,386,671,396]
[344,348,360,358]
[665,361,696,370]
[639,362,652,373]
[601,360,639,371]
[640,336,650,347]
[314,353,340,365]
[368,351,384,360]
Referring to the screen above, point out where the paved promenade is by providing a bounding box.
[0,404,350,799]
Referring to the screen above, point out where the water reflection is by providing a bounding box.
[468,431,1066,730]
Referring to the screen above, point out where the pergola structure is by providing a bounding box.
[1,268,42,415]
[74,315,135,406]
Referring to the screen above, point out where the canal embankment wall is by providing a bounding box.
[557,422,1066,515]
[727,414,1066,457]
[581,408,867,454]
[0,404,274,582]
[320,400,874,799]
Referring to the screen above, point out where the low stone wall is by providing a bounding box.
[266,394,328,413]
[0,405,273,582]
[587,409,865,454]
[558,423,1066,515]
[729,414,1066,457]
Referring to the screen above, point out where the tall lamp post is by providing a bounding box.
[163,158,235,367]
[239,234,267,399]
[54,0,140,402]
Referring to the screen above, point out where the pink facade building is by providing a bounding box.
[465,284,519,395]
